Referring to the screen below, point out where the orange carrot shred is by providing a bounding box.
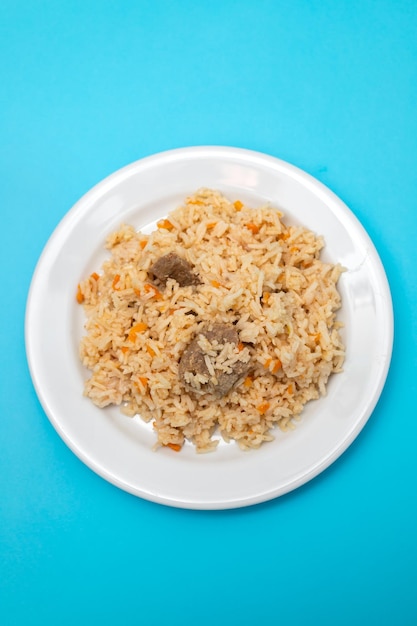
[128,322,147,341]
[112,274,121,290]
[206,222,217,229]
[138,376,148,386]
[278,231,290,241]
[257,402,270,415]
[144,283,163,300]
[157,219,174,230]
[76,284,84,304]
[139,240,147,249]
[146,345,156,357]
[91,272,99,281]
[244,376,253,388]
[121,346,129,354]
[290,246,298,253]
[262,291,270,303]
[246,222,260,235]
[134,288,141,297]
[272,359,282,373]
[238,342,244,352]
[287,383,294,395]
[234,200,243,210]
[166,443,181,452]
[264,358,272,368]
[211,280,221,288]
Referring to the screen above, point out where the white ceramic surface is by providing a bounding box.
[25,146,393,509]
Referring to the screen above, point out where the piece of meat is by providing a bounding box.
[149,252,200,287]
[178,323,250,397]
[204,323,239,346]
[178,335,208,379]
[214,358,249,396]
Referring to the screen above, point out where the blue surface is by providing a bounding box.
[1,1,416,624]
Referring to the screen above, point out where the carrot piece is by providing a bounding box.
[274,359,282,371]
[278,231,290,241]
[146,345,156,357]
[76,284,84,304]
[166,443,181,452]
[234,200,243,210]
[187,199,204,205]
[144,283,163,300]
[257,402,270,415]
[134,288,141,297]
[157,219,174,230]
[237,342,244,352]
[91,272,99,281]
[262,291,270,303]
[139,240,147,249]
[133,322,147,332]
[244,376,253,388]
[287,383,294,395]
[121,346,129,354]
[134,378,148,393]
[206,222,217,229]
[290,246,298,253]
[272,359,282,373]
[128,322,147,341]
[264,358,272,369]
[313,332,321,344]
[112,274,121,290]
[245,222,260,235]
[211,280,221,288]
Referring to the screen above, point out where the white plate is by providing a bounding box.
[25,146,393,509]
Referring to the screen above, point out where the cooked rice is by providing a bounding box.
[77,189,345,453]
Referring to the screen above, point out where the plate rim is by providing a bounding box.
[25,145,394,509]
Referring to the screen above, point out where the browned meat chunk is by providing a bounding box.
[204,323,239,346]
[178,335,208,380]
[179,323,250,397]
[149,252,200,287]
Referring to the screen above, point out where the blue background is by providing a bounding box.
[1,1,416,624]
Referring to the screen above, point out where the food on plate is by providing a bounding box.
[77,189,345,452]
[149,252,201,287]
[178,322,251,397]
